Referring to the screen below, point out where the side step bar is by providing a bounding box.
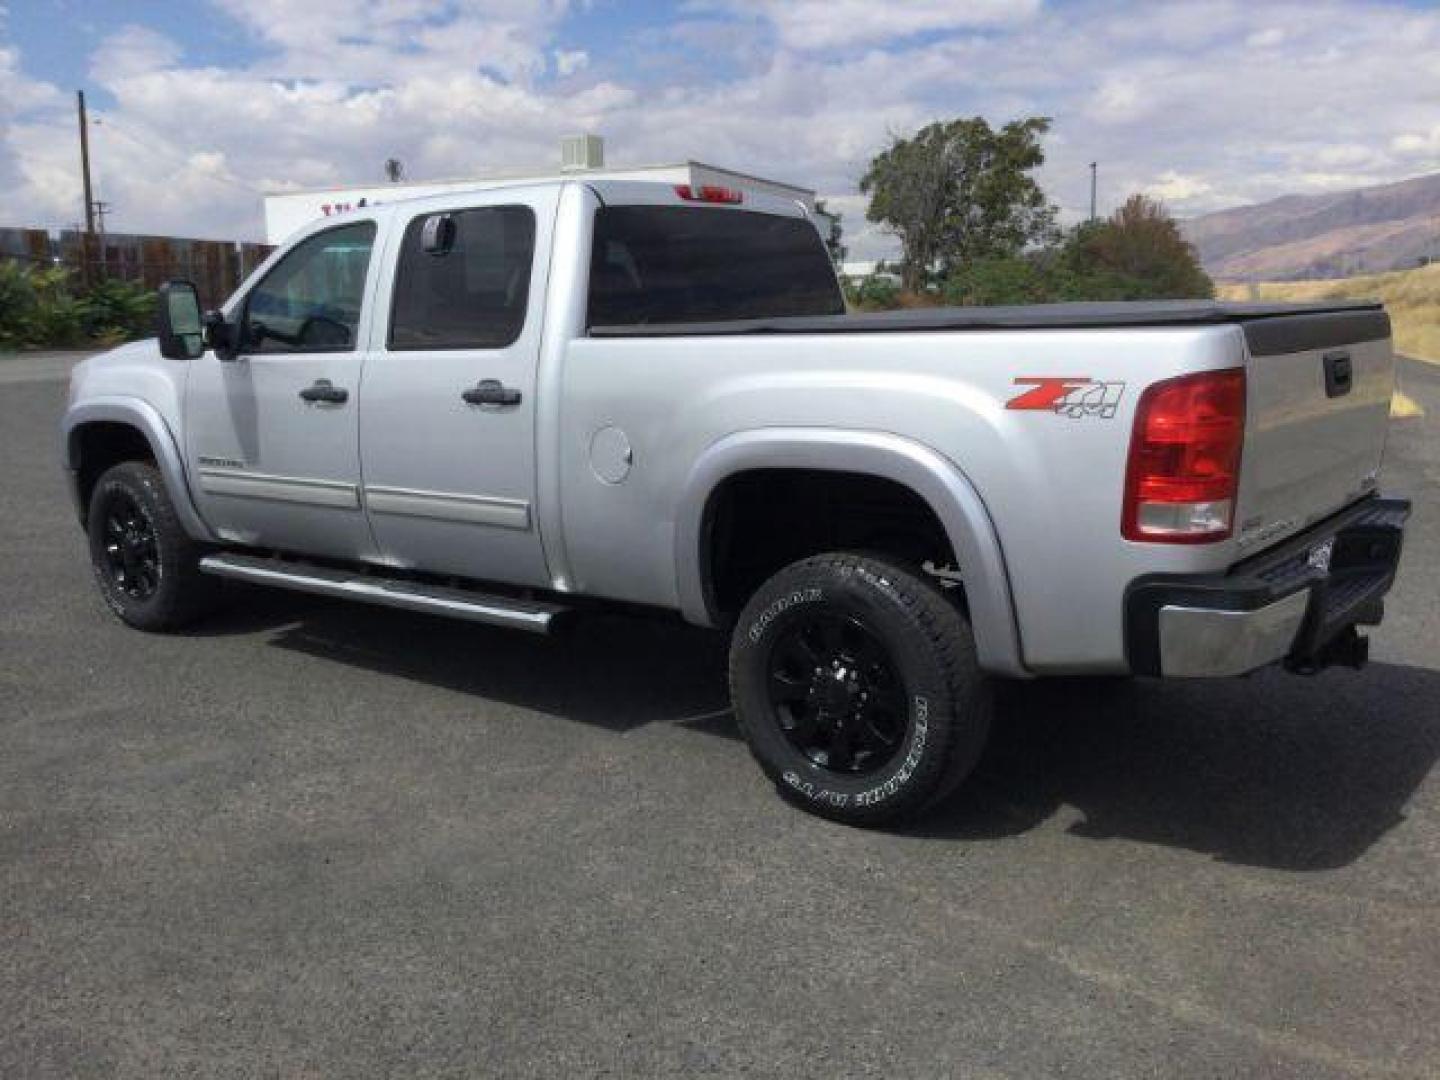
[198,553,568,634]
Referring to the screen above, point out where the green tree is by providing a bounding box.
[1061,195,1213,299]
[842,272,901,311]
[0,261,159,348]
[0,261,37,348]
[814,198,847,269]
[937,194,1215,306]
[940,256,1051,307]
[83,276,157,341]
[860,117,1057,292]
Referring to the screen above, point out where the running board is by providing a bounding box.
[198,553,567,633]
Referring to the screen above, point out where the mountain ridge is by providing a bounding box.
[1182,172,1440,282]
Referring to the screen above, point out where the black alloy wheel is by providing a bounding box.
[729,553,993,826]
[766,611,907,775]
[87,460,219,631]
[98,488,161,600]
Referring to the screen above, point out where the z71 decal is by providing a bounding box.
[1006,377,1126,419]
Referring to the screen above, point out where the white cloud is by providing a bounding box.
[0,44,60,114]
[209,0,576,84]
[0,42,63,209]
[0,0,1437,265]
[1143,171,1215,204]
[1393,126,1440,158]
[1246,27,1287,48]
[554,48,588,76]
[89,25,182,83]
[1087,72,1158,125]
[702,0,1043,50]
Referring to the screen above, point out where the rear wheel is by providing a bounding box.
[87,461,218,631]
[729,553,991,825]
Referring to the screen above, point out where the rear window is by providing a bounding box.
[587,206,844,328]
[389,206,536,350]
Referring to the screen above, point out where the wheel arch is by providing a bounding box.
[62,398,213,541]
[675,428,1028,677]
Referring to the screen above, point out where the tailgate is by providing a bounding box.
[1235,306,1393,553]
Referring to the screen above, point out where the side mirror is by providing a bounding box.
[421,213,457,255]
[156,281,205,360]
[203,309,238,362]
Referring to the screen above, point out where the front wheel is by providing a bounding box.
[729,553,991,826]
[87,461,218,631]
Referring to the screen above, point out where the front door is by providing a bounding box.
[358,191,556,586]
[184,218,382,560]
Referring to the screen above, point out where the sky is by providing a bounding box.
[1,0,1439,260]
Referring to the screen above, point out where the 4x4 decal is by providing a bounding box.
[1007,377,1126,419]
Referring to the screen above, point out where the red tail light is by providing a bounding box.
[674,184,743,204]
[1123,369,1246,543]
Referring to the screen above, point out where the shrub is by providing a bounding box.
[0,262,157,349]
[845,274,902,310]
[28,266,89,346]
[0,261,38,348]
[1060,197,1213,299]
[934,195,1214,307]
[83,277,156,341]
[940,257,1052,306]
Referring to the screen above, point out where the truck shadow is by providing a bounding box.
[201,584,738,736]
[910,666,1440,870]
[204,586,1439,871]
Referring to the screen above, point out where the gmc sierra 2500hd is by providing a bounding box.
[62,179,1410,824]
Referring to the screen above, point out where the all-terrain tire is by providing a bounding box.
[87,461,218,631]
[729,553,991,826]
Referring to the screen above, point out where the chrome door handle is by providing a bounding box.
[462,379,522,407]
[299,379,348,404]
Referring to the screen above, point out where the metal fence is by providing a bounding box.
[0,227,273,309]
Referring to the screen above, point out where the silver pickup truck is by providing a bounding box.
[61,179,1410,824]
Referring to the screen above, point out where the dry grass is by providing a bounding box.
[1391,390,1425,420]
[1218,263,1440,364]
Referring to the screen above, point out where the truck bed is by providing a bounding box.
[589,300,1387,347]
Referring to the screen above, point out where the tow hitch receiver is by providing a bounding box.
[1287,625,1370,675]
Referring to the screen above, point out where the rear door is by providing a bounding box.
[358,189,557,586]
[1235,307,1395,552]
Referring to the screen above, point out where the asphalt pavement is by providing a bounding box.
[3,350,1438,1078]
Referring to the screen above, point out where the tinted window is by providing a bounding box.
[244,222,375,353]
[389,206,536,350]
[587,207,844,328]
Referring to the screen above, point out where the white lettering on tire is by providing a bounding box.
[781,771,851,809]
[748,587,822,643]
[855,696,929,808]
[781,696,931,810]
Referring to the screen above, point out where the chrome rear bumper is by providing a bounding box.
[1126,496,1409,678]
[1158,591,1311,678]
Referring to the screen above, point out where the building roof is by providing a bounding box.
[263,160,815,200]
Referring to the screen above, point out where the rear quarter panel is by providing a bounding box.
[557,324,1251,673]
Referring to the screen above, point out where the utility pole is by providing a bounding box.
[1089,162,1098,222]
[77,91,96,234]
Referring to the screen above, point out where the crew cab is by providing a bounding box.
[61,179,1410,824]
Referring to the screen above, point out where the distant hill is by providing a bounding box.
[1183,173,1440,282]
